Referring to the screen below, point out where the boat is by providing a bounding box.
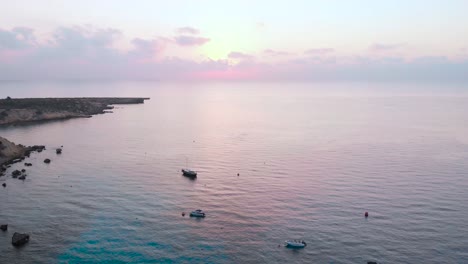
[285,240,307,248]
[182,169,197,178]
[189,209,206,217]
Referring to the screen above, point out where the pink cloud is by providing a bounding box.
[264,49,291,56]
[228,51,254,60]
[0,27,36,49]
[304,48,335,55]
[129,37,168,62]
[0,49,32,63]
[176,27,200,35]
[0,26,467,83]
[370,43,406,52]
[174,35,210,46]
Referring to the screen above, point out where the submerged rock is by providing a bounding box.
[12,232,30,246]
[30,145,45,152]
[12,170,21,178]
[18,175,26,180]
[21,169,26,173]
[0,224,7,231]
[44,159,51,164]
[24,163,32,166]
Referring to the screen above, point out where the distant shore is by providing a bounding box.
[0,97,149,169]
[0,97,150,126]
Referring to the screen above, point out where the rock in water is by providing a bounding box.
[0,225,7,231]
[12,232,30,246]
[2,183,6,187]
[44,159,51,164]
[21,169,26,173]
[56,148,62,154]
[18,175,26,180]
[12,170,21,178]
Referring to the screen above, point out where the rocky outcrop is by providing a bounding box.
[44,159,51,164]
[12,170,22,178]
[0,224,7,231]
[0,137,45,168]
[0,138,28,168]
[0,97,149,126]
[12,232,30,246]
[0,97,148,169]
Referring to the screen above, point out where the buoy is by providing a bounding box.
[365,212,369,218]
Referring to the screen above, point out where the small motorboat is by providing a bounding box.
[182,169,197,178]
[285,240,307,248]
[190,209,206,217]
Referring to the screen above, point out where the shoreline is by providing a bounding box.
[0,137,45,176]
[0,97,150,126]
[0,97,149,169]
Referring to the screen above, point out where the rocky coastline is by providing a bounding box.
[1,97,149,245]
[0,97,149,126]
[0,97,149,169]
[0,137,45,176]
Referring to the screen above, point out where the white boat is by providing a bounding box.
[182,169,197,178]
[190,209,206,217]
[285,240,307,248]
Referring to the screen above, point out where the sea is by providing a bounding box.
[1,81,468,263]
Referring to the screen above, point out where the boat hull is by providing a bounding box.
[285,241,307,248]
[181,169,197,178]
[189,213,205,217]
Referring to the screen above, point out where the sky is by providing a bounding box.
[1,0,467,82]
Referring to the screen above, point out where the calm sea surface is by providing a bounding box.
[1,82,468,263]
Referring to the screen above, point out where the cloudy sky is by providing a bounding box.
[1,0,467,81]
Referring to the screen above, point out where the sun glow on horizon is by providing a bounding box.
[0,0,467,81]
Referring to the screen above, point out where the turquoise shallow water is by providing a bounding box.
[1,82,468,263]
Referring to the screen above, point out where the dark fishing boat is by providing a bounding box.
[190,209,206,217]
[285,240,307,248]
[182,169,197,178]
